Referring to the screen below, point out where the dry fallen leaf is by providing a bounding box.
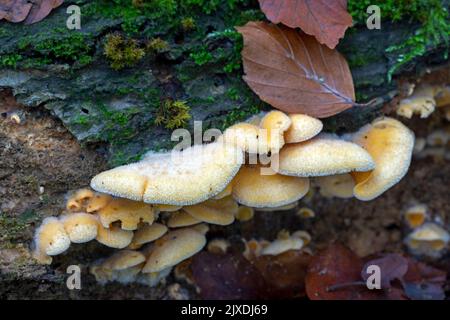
[258,0,352,49]
[0,0,33,23]
[191,251,267,300]
[251,250,312,299]
[25,0,64,24]
[0,0,63,24]
[305,243,376,299]
[361,254,409,289]
[402,257,447,300]
[237,22,355,118]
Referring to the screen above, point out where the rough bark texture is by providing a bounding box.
[0,0,449,299]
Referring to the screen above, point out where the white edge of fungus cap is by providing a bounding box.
[90,141,244,206]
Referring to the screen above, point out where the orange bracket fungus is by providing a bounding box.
[404,204,428,229]
[405,223,450,257]
[315,173,355,199]
[96,224,134,249]
[86,193,112,213]
[97,198,154,230]
[184,196,237,226]
[261,238,304,256]
[32,217,71,264]
[142,228,206,273]
[128,223,168,249]
[235,206,255,222]
[232,165,310,208]
[278,133,375,177]
[220,110,292,154]
[350,117,415,201]
[284,114,323,143]
[66,188,95,211]
[90,142,244,205]
[90,249,146,285]
[167,210,202,228]
[61,213,99,243]
[259,110,292,153]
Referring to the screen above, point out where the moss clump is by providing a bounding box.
[32,30,93,65]
[104,33,146,70]
[190,48,213,66]
[0,54,22,68]
[147,37,170,53]
[155,99,192,129]
[348,0,449,81]
[0,211,38,244]
[181,17,196,31]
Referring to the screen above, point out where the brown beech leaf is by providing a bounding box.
[402,257,447,300]
[0,0,33,23]
[305,243,377,300]
[191,251,267,300]
[237,22,355,118]
[361,254,409,289]
[24,0,64,25]
[251,250,312,299]
[258,0,352,49]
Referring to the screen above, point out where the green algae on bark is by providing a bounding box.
[0,0,448,165]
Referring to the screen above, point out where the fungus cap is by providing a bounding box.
[102,250,146,271]
[259,110,292,153]
[261,238,304,256]
[167,210,201,228]
[404,204,427,229]
[405,223,450,252]
[96,224,133,249]
[397,85,437,119]
[184,196,237,226]
[296,207,315,218]
[235,206,255,222]
[257,201,298,212]
[435,86,450,107]
[351,117,415,201]
[91,142,244,206]
[315,173,355,199]
[136,267,172,287]
[278,134,375,177]
[155,204,182,212]
[86,193,112,213]
[190,223,210,235]
[284,114,323,143]
[260,110,291,131]
[142,228,206,273]
[213,183,232,200]
[34,217,71,257]
[129,223,168,249]
[61,213,98,243]
[232,165,309,208]
[220,122,260,153]
[66,188,95,211]
[207,239,230,254]
[97,198,154,230]
[243,239,268,259]
[407,223,449,243]
[291,230,311,245]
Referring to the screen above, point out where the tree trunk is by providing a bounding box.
[0,0,448,300]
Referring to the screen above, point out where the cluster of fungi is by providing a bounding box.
[32,109,418,286]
